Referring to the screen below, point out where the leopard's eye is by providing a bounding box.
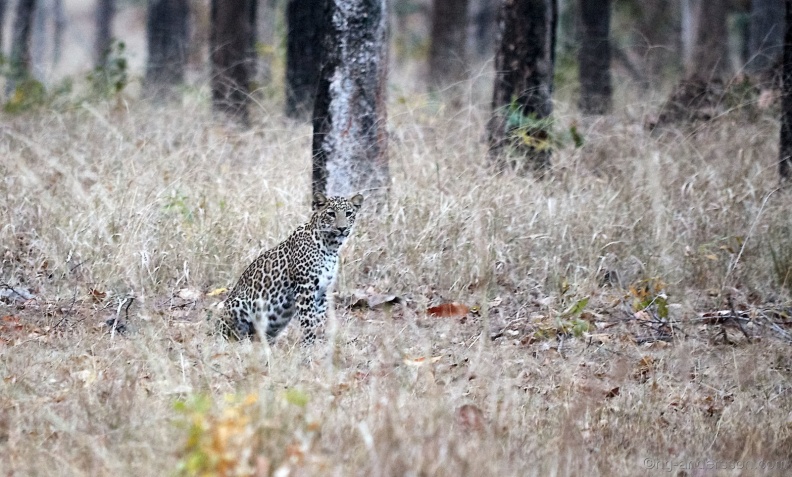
[345,210,353,217]
[326,210,336,218]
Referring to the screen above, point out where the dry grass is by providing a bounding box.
[2,81,792,476]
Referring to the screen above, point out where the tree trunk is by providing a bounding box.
[472,0,497,59]
[686,0,730,80]
[146,0,190,96]
[780,0,792,181]
[210,0,257,125]
[53,0,64,67]
[631,0,680,84]
[747,0,784,81]
[95,0,115,68]
[31,0,45,80]
[577,0,611,114]
[285,0,325,120]
[487,0,557,172]
[680,0,697,69]
[312,0,389,202]
[256,0,278,85]
[428,0,469,91]
[9,0,37,90]
[0,1,7,55]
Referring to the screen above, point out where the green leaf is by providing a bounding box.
[569,124,584,148]
[570,319,590,337]
[4,78,47,113]
[655,295,669,319]
[284,388,310,408]
[563,297,589,317]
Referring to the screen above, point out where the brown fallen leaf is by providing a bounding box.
[456,404,486,431]
[586,333,612,345]
[89,288,106,302]
[605,387,620,398]
[403,356,442,367]
[634,355,655,381]
[644,340,671,349]
[1,315,21,325]
[427,302,469,318]
[0,315,23,333]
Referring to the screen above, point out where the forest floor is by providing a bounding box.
[2,91,792,476]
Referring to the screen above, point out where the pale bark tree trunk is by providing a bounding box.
[748,0,784,81]
[95,0,115,68]
[680,0,696,69]
[9,0,37,91]
[285,0,325,120]
[146,0,190,96]
[578,0,611,114]
[487,0,557,172]
[686,0,729,80]
[210,0,257,125]
[779,0,792,181]
[428,0,469,91]
[312,0,389,203]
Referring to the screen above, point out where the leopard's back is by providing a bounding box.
[222,244,297,340]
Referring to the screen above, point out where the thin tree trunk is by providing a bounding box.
[9,0,37,91]
[0,0,7,55]
[633,0,680,84]
[210,0,256,125]
[686,0,729,80]
[312,0,389,202]
[31,0,45,80]
[472,0,497,58]
[680,0,696,69]
[52,0,64,67]
[737,10,750,68]
[578,0,611,115]
[428,0,469,91]
[256,0,277,84]
[780,0,792,181]
[487,0,557,172]
[747,0,784,81]
[248,0,258,83]
[146,0,190,96]
[94,0,115,68]
[285,0,325,120]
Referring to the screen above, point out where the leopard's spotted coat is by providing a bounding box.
[222,193,364,343]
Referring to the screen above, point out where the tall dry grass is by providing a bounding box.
[1,77,791,476]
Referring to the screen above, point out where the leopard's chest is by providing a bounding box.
[315,253,339,295]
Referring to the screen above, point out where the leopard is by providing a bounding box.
[221,192,364,343]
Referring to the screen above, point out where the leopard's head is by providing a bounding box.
[312,192,364,238]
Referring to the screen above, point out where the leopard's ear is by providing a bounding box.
[349,194,364,209]
[313,192,328,210]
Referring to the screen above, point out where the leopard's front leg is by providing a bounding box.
[295,281,326,344]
